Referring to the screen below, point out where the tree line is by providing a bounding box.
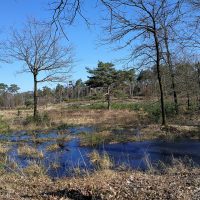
[0,63,135,109]
[0,59,199,115]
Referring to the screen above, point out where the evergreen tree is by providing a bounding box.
[86,61,117,110]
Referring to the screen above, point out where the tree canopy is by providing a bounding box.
[86,61,117,88]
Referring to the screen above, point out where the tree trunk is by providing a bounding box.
[187,91,190,110]
[107,86,111,110]
[59,91,62,103]
[197,66,200,109]
[164,30,178,114]
[129,83,133,98]
[154,28,166,126]
[33,74,38,118]
[77,87,80,100]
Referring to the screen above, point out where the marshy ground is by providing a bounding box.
[0,99,200,199]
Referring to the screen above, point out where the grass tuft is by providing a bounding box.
[0,143,10,155]
[17,145,44,159]
[89,150,113,170]
[46,143,60,152]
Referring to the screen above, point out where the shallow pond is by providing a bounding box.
[1,126,200,178]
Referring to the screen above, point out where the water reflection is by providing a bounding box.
[1,126,200,178]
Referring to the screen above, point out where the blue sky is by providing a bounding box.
[0,0,130,92]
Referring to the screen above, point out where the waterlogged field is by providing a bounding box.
[0,126,200,178]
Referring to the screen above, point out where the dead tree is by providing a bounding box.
[7,19,73,118]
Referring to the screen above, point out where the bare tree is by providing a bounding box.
[100,0,186,125]
[159,1,184,114]
[7,19,73,117]
[96,0,180,125]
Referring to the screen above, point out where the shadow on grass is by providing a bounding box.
[22,188,102,200]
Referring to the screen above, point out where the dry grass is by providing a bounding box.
[0,143,10,155]
[89,150,113,170]
[50,162,60,170]
[46,143,60,152]
[139,124,200,141]
[17,145,44,159]
[0,103,199,141]
[0,161,199,200]
[0,105,143,131]
[23,162,46,177]
[79,128,164,146]
[47,108,143,129]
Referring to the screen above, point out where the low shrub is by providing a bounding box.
[88,102,107,109]
[24,99,34,108]
[143,102,176,122]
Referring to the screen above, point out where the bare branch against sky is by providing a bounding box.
[6,18,73,117]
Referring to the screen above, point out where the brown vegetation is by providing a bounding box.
[0,161,199,200]
[0,102,199,142]
[17,145,44,159]
[0,104,145,131]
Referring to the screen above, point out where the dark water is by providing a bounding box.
[1,126,200,178]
